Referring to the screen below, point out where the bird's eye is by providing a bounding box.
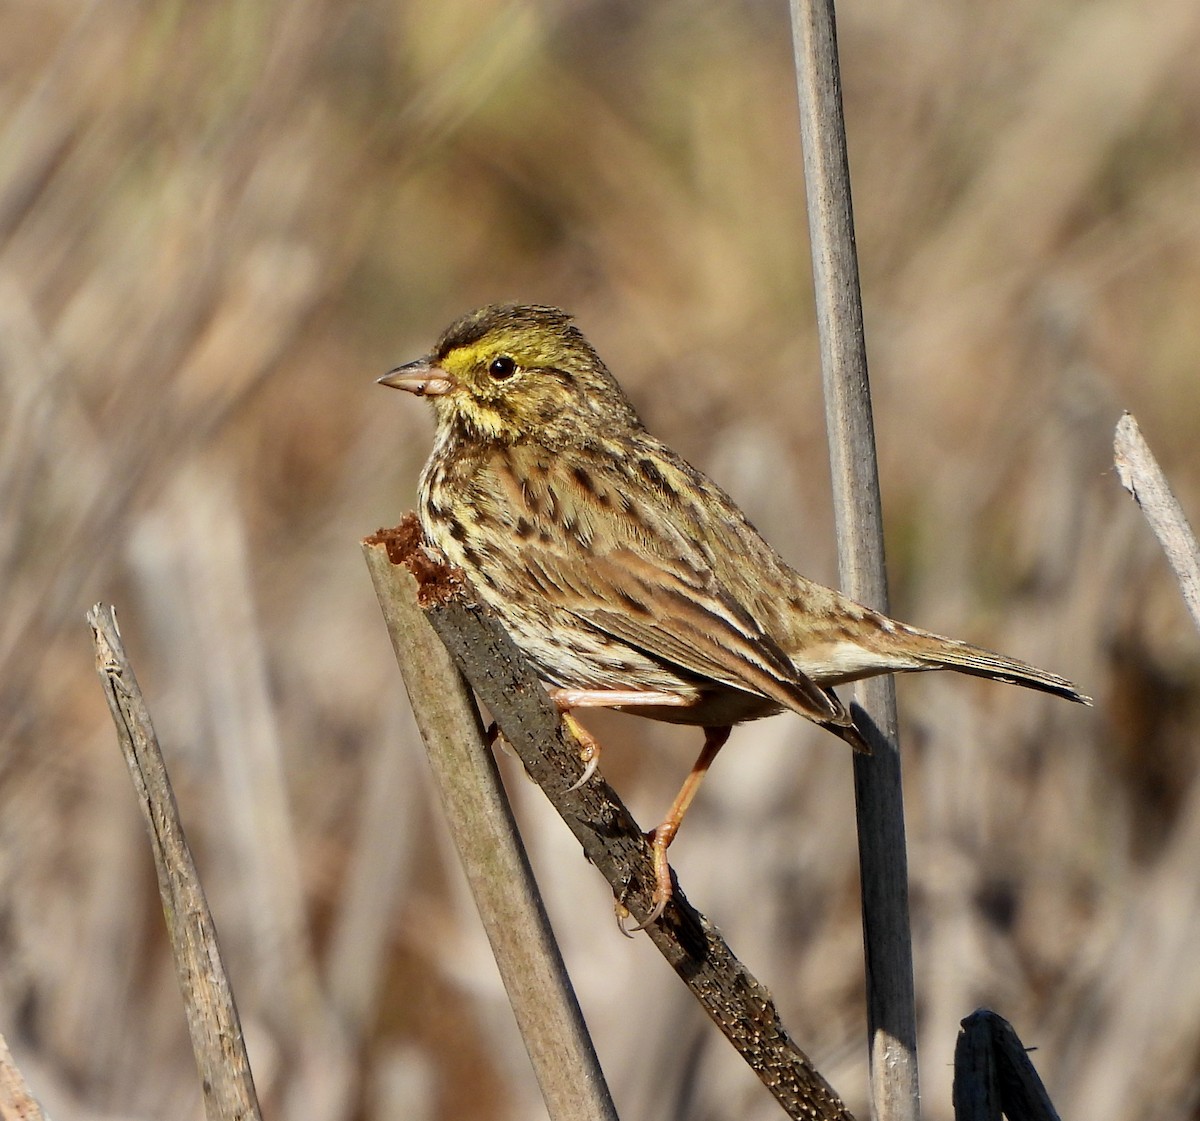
[488,355,517,380]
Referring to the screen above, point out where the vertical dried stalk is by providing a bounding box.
[1113,411,1200,634]
[362,539,619,1121]
[87,604,262,1121]
[788,2,920,1119]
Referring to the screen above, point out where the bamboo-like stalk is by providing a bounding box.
[365,523,856,1121]
[787,2,920,1119]
[87,604,263,1121]
[363,536,619,1121]
[1114,411,1200,634]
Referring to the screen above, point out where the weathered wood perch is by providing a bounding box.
[364,517,855,1121]
[364,523,617,1121]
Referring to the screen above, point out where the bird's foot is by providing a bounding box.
[558,711,601,791]
[619,828,673,934]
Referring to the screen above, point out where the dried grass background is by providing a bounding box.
[2,1,1199,1119]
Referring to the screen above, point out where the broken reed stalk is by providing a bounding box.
[87,604,262,1121]
[952,1010,1061,1121]
[365,521,856,1121]
[1114,411,1200,634]
[788,1,920,1119]
[0,1031,48,1121]
[362,533,618,1121]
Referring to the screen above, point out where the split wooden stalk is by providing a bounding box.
[952,1010,1060,1121]
[788,1,920,1119]
[364,524,856,1121]
[362,534,617,1121]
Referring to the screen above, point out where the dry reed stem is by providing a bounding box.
[362,533,619,1121]
[0,1032,47,1121]
[1114,411,1200,634]
[365,522,856,1121]
[952,1011,1060,1121]
[86,604,262,1121]
[789,1,918,1118]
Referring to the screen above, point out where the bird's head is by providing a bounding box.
[379,304,642,446]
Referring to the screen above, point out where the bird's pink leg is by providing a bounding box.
[549,688,693,709]
[546,688,692,791]
[630,725,732,929]
[544,690,725,932]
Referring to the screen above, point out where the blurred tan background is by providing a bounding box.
[2,1,1199,1118]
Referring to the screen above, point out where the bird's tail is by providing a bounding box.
[903,630,1091,705]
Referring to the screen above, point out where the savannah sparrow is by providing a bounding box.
[381,304,1089,924]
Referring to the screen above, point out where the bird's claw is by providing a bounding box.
[565,752,598,792]
[622,892,668,934]
[560,713,600,791]
[613,829,673,934]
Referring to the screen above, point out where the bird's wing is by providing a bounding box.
[539,545,850,725]
[476,441,863,736]
[500,472,848,729]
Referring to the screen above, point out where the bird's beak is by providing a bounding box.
[377,358,454,397]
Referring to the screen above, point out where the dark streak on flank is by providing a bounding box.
[614,587,651,615]
[519,477,537,513]
[622,499,646,534]
[638,456,676,498]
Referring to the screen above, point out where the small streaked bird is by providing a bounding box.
[381,304,1089,925]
